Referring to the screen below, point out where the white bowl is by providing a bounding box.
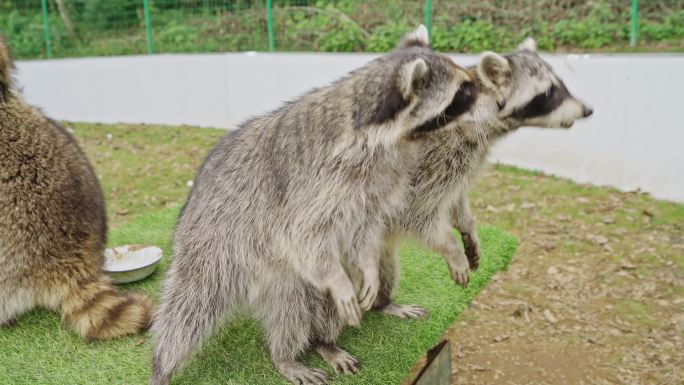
[103,244,162,284]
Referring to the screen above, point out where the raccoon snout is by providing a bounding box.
[582,105,594,118]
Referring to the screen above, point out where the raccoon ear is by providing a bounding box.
[398,24,430,49]
[369,58,427,125]
[518,37,538,52]
[398,58,429,99]
[368,58,427,125]
[477,52,511,91]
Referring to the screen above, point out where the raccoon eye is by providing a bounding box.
[510,83,564,120]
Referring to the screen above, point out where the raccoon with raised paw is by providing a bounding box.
[0,38,152,339]
[375,38,594,319]
[151,26,477,385]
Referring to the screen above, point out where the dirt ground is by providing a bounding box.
[446,166,684,385]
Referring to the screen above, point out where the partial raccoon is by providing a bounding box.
[151,26,477,385]
[374,38,594,318]
[0,37,152,340]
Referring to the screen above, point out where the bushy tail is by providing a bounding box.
[61,274,153,340]
[151,264,231,385]
[0,36,13,93]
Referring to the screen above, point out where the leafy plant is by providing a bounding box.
[367,23,411,52]
[2,0,683,59]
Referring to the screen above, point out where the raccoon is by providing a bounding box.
[373,38,593,318]
[0,37,152,339]
[151,26,477,385]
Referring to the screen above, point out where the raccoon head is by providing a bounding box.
[476,38,593,130]
[365,25,477,143]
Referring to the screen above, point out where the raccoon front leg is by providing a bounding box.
[347,225,385,312]
[421,229,470,288]
[357,260,379,312]
[451,195,481,271]
[354,244,380,312]
[298,256,362,327]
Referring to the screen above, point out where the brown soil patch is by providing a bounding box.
[447,166,684,385]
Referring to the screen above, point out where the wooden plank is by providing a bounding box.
[412,340,452,385]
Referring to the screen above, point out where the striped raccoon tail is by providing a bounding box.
[61,274,153,340]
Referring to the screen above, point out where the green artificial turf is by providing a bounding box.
[0,208,517,385]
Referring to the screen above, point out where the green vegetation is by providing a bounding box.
[0,122,518,384]
[0,207,517,385]
[2,120,682,383]
[67,122,224,228]
[1,0,683,59]
[0,123,517,385]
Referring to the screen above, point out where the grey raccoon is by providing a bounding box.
[151,26,477,385]
[0,37,152,339]
[374,38,594,319]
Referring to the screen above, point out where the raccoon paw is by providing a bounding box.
[381,303,428,320]
[358,276,379,312]
[275,360,329,385]
[330,351,360,375]
[450,263,470,288]
[316,345,360,375]
[0,318,17,327]
[331,287,362,327]
[462,233,481,271]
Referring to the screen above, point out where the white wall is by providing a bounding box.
[14,52,684,203]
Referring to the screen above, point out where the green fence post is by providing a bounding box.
[143,0,154,54]
[630,0,639,47]
[267,0,275,51]
[40,0,52,58]
[424,0,432,40]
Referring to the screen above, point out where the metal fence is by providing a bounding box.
[1,0,680,60]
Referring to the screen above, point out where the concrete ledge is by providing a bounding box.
[14,52,684,202]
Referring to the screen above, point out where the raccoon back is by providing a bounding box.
[0,100,106,274]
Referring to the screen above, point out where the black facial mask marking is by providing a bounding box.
[510,81,570,120]
[411,81,477,136]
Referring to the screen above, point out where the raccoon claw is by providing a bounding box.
[331,352,360,375]
[298,368,328,385]
[317,345,361,375]
[468,257,480,272]
[358,277,379,312]
[329,273,362,326]
[450,265,470,288]
[382,303,428,320]
[334,295,362,327]
[276,361,328,385]
[462,232,481,272]
[465,244,480,272]
[0,318,17,327]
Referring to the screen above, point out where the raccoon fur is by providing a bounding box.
[151,26,476,385]
[373,38,594,318]
[0,37,152,339]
